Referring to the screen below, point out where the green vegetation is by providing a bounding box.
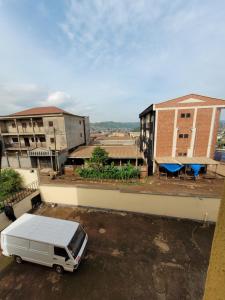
[0,169,23,210]
[77,162,139,180]
[76,147,139,180]
[89,147,109,167]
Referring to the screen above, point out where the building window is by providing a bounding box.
[49,121,53,127]
[80,133,83,138]
[178,152,187,156]
[79,120,82,125]
[179,133,189,139]
[180,113,191,118]
[37,121,43,127]
[12,122,16,128]
[22,122,27,128]
[50,138,55,144]
[12,137,18,143]
[39,137,46,142]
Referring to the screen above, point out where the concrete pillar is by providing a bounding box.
[203,182,225,299]
[5,151,9,167]
[16,152,21,168]
[50,151,53,170]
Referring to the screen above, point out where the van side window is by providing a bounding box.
[54,247,69,259]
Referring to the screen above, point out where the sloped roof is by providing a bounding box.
[69,145,143,159]
[8,106,72,117]
[155,94,225,109]
[140,94,225,116]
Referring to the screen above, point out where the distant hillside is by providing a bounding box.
[90,121,140,131]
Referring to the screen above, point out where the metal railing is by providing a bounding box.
[1,181,39,207]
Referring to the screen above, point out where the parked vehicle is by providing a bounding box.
[0,213,88,273]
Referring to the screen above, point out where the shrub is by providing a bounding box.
[76,162,139,180]
[89,147,109,167]
[0,169,23,202]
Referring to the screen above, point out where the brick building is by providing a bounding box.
[139,94,225,174]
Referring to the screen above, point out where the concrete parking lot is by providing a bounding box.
[0,205,214,300]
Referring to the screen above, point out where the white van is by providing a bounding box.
[0,213,88,273]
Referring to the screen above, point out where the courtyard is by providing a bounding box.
[0,205,214,300]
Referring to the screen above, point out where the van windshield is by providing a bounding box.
[68,226,86,258]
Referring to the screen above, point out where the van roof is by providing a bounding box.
[1,213,79,247]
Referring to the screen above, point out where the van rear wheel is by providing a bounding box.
[15,256,22,264]
[54,265,64,274]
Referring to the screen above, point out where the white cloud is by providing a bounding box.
[45,91,72,106]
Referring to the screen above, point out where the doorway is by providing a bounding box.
[24,138,30,147]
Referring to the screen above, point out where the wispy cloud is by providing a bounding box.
[0,0,225,120]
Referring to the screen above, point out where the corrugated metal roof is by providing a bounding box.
[155,157,219,165]
[1,213,79,247]
[69,145,143,159]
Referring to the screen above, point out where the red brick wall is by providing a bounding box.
[176,109,194,155]
[194,108,212,156]
[156,110,174,157]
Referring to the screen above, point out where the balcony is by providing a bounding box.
[5,142,47,150]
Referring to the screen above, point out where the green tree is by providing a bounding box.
[0,169,23,202]
[90,147,109,167]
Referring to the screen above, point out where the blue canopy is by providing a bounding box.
[160,164,184,173]
[189,164,204,177]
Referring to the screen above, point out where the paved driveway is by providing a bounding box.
[0,206,214,300]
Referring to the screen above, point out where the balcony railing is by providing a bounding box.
[5,142,47,149]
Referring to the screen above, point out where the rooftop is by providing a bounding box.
[69,145,143,159]
[155,156,219,165]
[2,213,79,247]
[10,106,70,116]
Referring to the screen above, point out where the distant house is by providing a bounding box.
[139,94,225,175]
[0,106,90,170]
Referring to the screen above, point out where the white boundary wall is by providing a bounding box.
[9,169,39,186]
[40,184,221,222]
[0,191,39,231]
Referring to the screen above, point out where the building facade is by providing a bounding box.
[139,94,225,174]
[0,106,90,170]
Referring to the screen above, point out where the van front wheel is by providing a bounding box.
[15,256,22,264]
[54,265,64,274]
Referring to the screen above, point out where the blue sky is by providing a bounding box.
[0,0,225,121]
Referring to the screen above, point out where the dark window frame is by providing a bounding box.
[48,121,54,127]
[179,133,189,139]
[50,137,55,144]
[180,113,191,118]
[12,137,18,143]
[54,247,69,260]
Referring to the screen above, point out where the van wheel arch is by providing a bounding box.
[14,256,22,264]
[53,264,64,274]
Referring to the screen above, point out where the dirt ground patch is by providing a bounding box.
[0,205,214,300]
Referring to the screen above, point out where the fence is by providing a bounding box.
[0,181,39,212]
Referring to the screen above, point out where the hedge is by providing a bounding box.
[76,163,139,180]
